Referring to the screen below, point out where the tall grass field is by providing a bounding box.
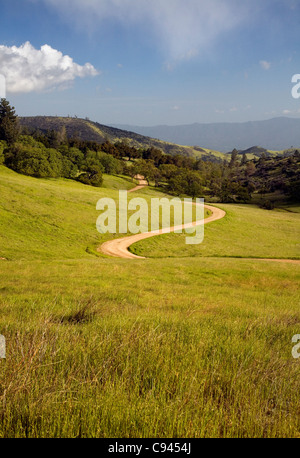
[0,166,299,437]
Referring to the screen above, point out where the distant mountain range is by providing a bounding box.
[19,116,300,162]
[112,117,300,152]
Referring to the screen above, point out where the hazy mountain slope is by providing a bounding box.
[19,116,225,161]
[113,117,300,152]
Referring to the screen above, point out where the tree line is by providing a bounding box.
[0,98,299,203]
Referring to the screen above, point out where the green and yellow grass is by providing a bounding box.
[0,166,299,438]
[130,204,300,260]
[0,166,203,261]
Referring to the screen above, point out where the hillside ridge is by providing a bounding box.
[19,116,225,162]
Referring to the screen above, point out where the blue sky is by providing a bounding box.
[0,0,300,125]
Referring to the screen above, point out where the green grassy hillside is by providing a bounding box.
[235,146,282,159]
[0,166,201,261]
[0,166,299,438]
[0,165,128,260]
[130,204,300,260]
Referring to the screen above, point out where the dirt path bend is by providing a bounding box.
[99,200,226,259]
[128,184,147,193]
[98,183,299,263]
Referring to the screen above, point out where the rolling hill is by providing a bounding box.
[19,116,297,162]
[0,164,300,437]
[19,116,225,162]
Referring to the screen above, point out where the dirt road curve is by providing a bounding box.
[98,182,300,263]
[127,184,148,193]
[99,198,226,259]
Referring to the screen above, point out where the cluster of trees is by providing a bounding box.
[2,134,130,187]
[251,152,300,201]
[0,98,299,202]
[127,146,300,203]
[0,99,126,187]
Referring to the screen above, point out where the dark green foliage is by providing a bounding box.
[77,165,103,187]
[4,136,75,180]
[4,139,63,178]
[0,140,6,165]
[229,148,239,168]
[114,141,141,160]
[252,153,300,201]
[0,99,19,144]
[131,160,161,185]
[96,152,122,175]
[169,169,203,198]
[142,147,163,165]
[241,153,247,166]
[260,199,275,210]
[2,108,299,200]
[18,116,227,161]
[159,164,178,180]
[61,157,78,179]
[4,129,298,200]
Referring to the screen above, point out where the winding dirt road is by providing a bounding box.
[99,181,226,259]
[98,181,300,263]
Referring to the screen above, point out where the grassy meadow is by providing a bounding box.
[0,166,300,438]
[0,166,203,261]
[130,204,300,260]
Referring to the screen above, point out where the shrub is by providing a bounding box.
[77,165,103,187]
[0,140,7,165]
[260,199,274,210]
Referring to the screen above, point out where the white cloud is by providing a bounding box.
[260,60,271,70]
[0,41,99,93]
[40,0,250,62]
